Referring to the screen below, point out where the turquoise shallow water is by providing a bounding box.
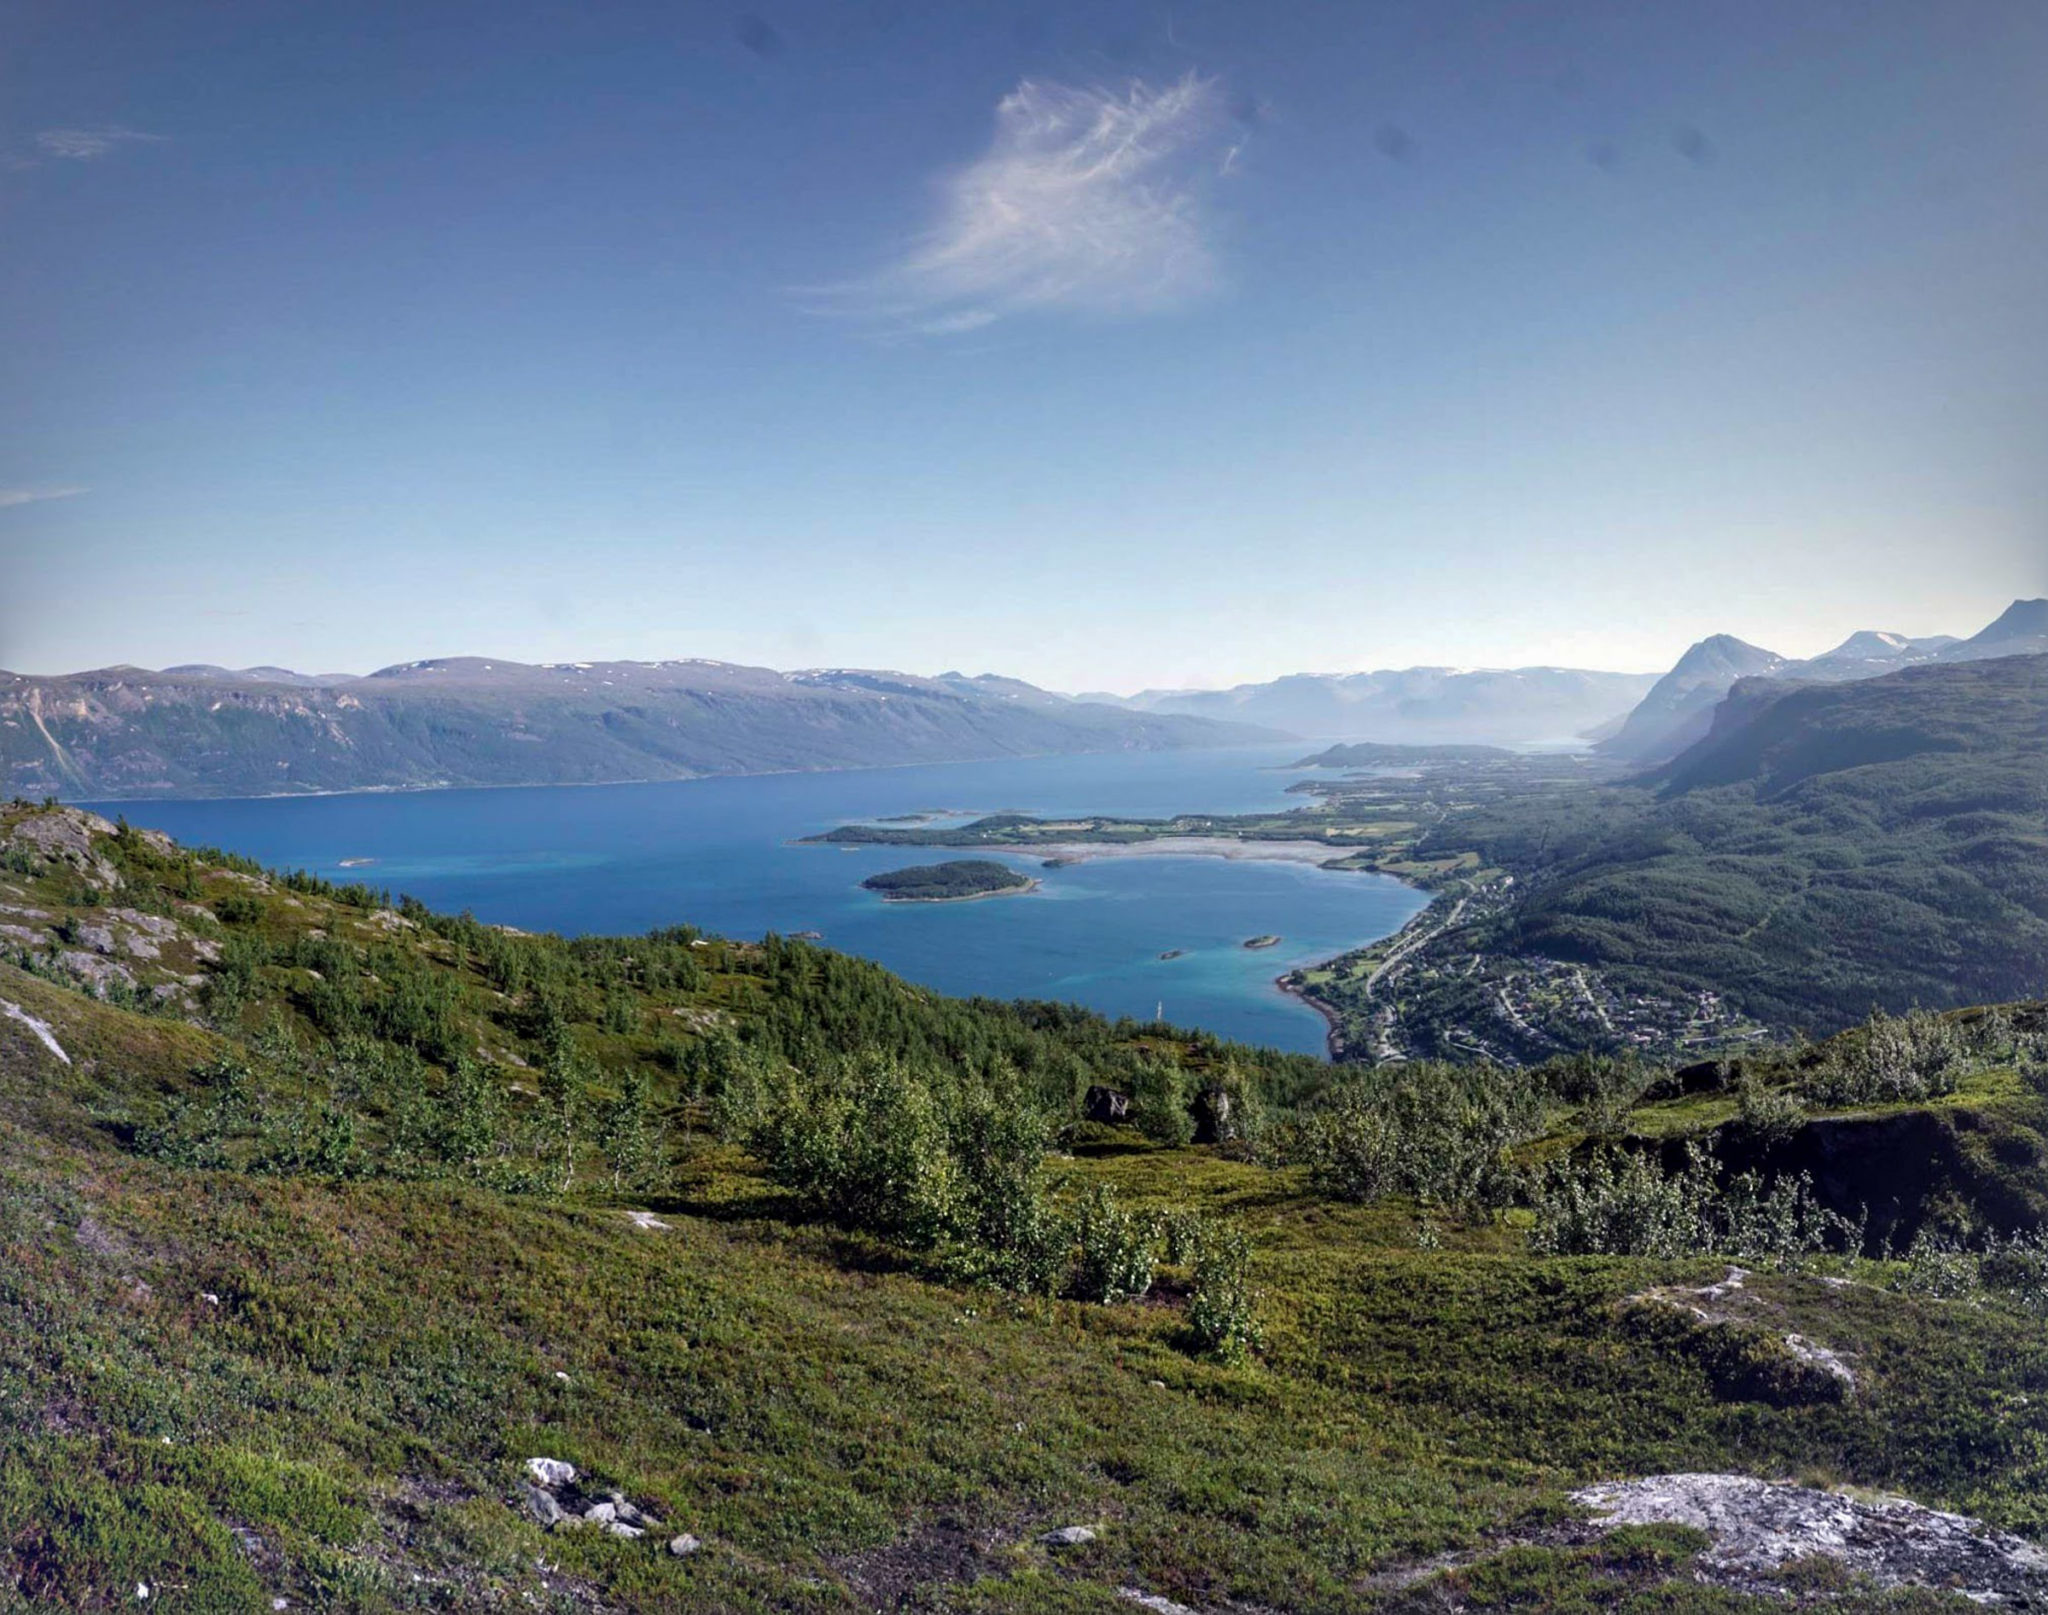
[90,745,1426,1056]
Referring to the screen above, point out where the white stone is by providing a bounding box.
[523,1457,577,1488]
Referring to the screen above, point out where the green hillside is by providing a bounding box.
[6,800,2048,1608]
[1442,655,2048,1032]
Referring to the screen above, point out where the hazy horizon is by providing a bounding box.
[6,589,2043,692]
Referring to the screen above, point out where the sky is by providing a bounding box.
[2,0,2045,692]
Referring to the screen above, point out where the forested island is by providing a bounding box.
[860,858,1037,902]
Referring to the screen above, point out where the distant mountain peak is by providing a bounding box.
[1669,635,1786,678]
[1599,595,2047,765]
[1963,597,2048,647]
[1820,630,1911,658]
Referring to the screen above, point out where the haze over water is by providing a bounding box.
[95,745,1427,1054]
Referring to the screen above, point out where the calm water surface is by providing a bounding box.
[92,745,1426,1055]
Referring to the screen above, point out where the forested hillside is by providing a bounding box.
[1408,654,2048,1039]
[1596,599,2047,765]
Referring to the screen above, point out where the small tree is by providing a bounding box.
[1127,1056,1194,1147]
[438,1058,507,1180]
[599,1068,664,1191]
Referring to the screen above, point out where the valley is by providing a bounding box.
[821,654,2048,1063]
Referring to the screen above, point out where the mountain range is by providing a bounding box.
[1084,665,1661,745]
[1598,598,2048,763]
[10,598,2041,800]
[0,658,1275,800]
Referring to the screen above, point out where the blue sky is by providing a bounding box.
[3,0,2044,689]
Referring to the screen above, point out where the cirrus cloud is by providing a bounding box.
[825,74,1239,335]
[0,486,87,510]
[34,126,163,161]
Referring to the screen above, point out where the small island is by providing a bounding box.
[1242,934,1282,950]
[861,860,1038,903]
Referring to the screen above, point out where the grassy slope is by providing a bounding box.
[11,981,2048,1614]
[4,816,2048,1609]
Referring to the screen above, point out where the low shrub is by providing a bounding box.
[1529,1142,1859,1261]
[1067,1184,1156,1304]
[1184,1225,1261,1364]
[1295,1060,1543,1208]
[1803,1008,1967,1106]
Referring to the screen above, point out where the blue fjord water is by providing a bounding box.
[92,745,1426,1055]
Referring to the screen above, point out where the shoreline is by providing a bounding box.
[871,877,1042,905]
[84,754,1426,1062]
[994,836,1357,869]
[1275,970,1348,1058]
[62,740,1287,809]
[858,832,1425,1060]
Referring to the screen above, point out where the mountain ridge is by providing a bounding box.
[1599,599,2048,764]
[0,656,1280,800]
[1096,664,1660,744]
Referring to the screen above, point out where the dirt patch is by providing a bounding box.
[830,1519,1009,1609]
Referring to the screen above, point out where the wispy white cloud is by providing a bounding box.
[824,74,1238,334]
[0,486,86,510]
[34,126,163,161]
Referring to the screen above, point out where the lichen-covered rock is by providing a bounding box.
[1117,1591,1200,1615]
[5,810,120,887]
[1040,1526,1096,1548]
[1574,1474,2048,1601]
[57,952,136,993]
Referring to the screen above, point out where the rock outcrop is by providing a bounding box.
[1575,1474,2048,1601]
